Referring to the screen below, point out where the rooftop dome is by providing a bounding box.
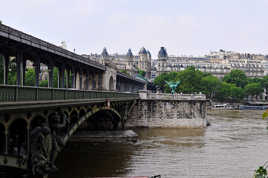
[101,47,109,57]
[158,47,168,58]
[139,47,147,55]
[127,48,133,58]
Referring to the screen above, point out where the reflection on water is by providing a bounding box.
[50,110,268,178]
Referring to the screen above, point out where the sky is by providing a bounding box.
[1,0,268,58]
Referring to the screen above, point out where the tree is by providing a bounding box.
[244,82,263,97]
[229,85,244,102]
[223,69,248,88]
[200,75,221,98]
[261,76,268,90]
[215,82,232,101]
[24,68,35,86]
[138,69,146,77]
[176,67,203,93]
[154,71,180,92]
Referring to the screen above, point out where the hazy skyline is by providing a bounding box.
[1,0,268,58]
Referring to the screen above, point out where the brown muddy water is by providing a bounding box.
[50,110,268,178]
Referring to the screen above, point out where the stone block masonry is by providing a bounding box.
[126,91,208,128]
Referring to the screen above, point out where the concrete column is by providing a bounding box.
[16,51,24,86]
[75,71,80,90]
[81,72,85,90]
[85,71,89,90]
[34,59,40,87]
[88,72,92,90]
[48,65,53,88]
[3,54,9,85]
[59,66,65,88]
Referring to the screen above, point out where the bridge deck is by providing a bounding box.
[0,85,138,111]
[0,24,105,70]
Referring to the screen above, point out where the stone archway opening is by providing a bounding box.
[109,76,114,91]
[8,119,28,156]
[86,109,120,131]
[0,123,5,154]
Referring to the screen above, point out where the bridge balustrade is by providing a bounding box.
[0,85,138,102]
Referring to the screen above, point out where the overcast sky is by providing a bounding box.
[1,0,268,58]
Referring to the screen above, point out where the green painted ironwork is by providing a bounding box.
[0,85,139,102]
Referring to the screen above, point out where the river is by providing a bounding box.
[50,110,268,178]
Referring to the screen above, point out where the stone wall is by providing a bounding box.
[126,92,207,128]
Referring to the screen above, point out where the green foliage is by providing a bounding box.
[176,67,203,93]
[120,69,129,75]
[40,80,48,87]
[200,75,221,98]
[138,69,146,77]
[254,166,268,178]
[244,82,263,97]
[223,69,248,88]
[261,76,268,89]
[53,68,59,88]
[154,67,250,102]
[24,68,35,86]
[154,71,180,92]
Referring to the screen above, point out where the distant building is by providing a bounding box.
[152,48,268,79]
[82,47,152,80]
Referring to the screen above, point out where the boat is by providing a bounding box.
[239,105,268,110]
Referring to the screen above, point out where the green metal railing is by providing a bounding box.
[0,85,139,102]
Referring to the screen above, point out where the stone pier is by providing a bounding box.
[126,91,208,128]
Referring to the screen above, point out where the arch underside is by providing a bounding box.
[0,100,135,176]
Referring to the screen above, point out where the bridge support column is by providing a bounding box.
[88,73,93,90]
[3,54,9,85]
[48,65,53,88]
[75,71,80,89]
[34,59,40,87]
[16,51,24,86]
[79,72,83,90]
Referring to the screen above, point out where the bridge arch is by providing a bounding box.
[65,107,122,143]
[8,119,28,156]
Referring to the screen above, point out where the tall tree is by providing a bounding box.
[244,82,263,97]
[223,69,248,88]
[200,75,221,98]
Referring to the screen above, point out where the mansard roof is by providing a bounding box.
[139,47,147,55]
[127,48,133,58]
[101,47,109,57]
[158,47,168,58]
